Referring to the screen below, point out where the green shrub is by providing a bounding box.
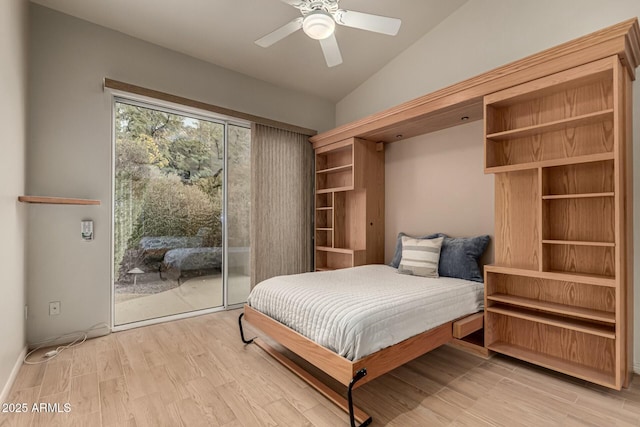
[129,175,221,248]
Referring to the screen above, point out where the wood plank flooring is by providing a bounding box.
[1,309,639,426]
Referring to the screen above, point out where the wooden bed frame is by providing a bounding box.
[239,305,483,426]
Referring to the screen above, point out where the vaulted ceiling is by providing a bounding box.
[30,0,468,101]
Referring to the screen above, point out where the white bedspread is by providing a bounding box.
[247,264,484,361]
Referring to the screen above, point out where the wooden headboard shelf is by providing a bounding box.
[309,18,640,149]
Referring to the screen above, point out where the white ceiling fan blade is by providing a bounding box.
[334,10,401,36]
[255,17,303,47]
[319,33,342,67]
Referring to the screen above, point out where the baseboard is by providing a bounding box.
[0,346,27,404]
[634,362,640,375]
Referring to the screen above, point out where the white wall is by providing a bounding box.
[26,4,335,344]
[0,0,28,400]
[337,0,640,372]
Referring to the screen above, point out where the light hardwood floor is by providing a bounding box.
[1,309,639,426]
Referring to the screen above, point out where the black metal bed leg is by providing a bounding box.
[238,313,255,344]
[348,368,372,427]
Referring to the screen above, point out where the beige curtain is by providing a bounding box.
[250,124,314,287]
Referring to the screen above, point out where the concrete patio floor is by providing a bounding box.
[115,274,250,325]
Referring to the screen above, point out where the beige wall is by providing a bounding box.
[385,121,493,262]
[26,4,335,344]
[0,0,28,400]
[337,0,640,372]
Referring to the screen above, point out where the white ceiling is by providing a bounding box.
[30,0,467,102]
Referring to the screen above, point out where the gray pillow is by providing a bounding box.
[390,232,490,283]
[389,232,447,268]
[439,235,490,283]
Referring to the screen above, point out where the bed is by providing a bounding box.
[239,264,485,426]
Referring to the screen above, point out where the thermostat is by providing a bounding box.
[81,220,94,241]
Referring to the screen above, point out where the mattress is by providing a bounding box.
[247,264,484,361]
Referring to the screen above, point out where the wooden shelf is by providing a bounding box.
[316,228,333,231]
[316,186,352,194]
[542,240,615,247]
[485,152,614,174]
[487,305,615,338]
[486,110,614,141]
[488,342,615,388]
[542,192,614,200]
[316,246,355,254]
[485,265,616,287]
[316,164,353,175]
[316,207,333,211]
[487,294,615,323]
[18,196,100,205]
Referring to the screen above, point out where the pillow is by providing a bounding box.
[398,236,444,278]
[390,232,447,268]
[439,235,490,283]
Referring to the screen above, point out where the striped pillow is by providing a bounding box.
[398,236,444,278]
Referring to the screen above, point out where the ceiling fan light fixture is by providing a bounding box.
[302,10,335,40]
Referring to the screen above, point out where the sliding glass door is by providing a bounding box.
[226,124,251,306]
[113,99,250,326]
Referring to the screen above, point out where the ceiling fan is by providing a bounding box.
[255,0,402,67]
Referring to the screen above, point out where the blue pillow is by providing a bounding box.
[389,232,447,268]
[439,235,490,283]
[390,232,490,282]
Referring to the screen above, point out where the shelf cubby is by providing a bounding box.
[485,120,613,170]
[315,230,333,248]
[486,304,615,338]
[542,160,614,196]
[485,62,615,171]
[542,197,614,243]
[486,109,614,141]
[316,193,333,209]
[485,265,616,287]
[315,247,366,271]
[485,313,616,387]
[315,208,333,229]
[316,141,354,192]
[487,342,615,389]
[485,69,613,135]
[543,244,615,278]
[486,294,615,323]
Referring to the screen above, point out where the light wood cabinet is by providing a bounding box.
[483,56,633,389]
[314,137,384,271]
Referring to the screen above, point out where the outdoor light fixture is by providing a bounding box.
[302,10,336,40]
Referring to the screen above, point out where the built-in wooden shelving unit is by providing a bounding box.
[18,196,100,205]
[314,138,384,271]
[483,55,633,390]
[308,18,639,390]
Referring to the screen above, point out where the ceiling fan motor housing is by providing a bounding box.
[302,10,336,40]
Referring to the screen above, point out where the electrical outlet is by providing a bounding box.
[24,305,28,320]
[49,301,61,316]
